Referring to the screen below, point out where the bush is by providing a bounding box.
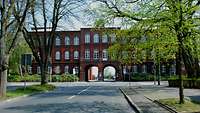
[8,73,79,82]
[8,74,41,82]
[168,79,200,88]
[52,74,79,82]
[130,73,178,81]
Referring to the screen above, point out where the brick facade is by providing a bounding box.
[29,27,176,81]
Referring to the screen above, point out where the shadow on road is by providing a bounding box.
[5,101,130,113]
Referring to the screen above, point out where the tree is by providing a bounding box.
[22,0,84,85]
[93,0,200,104]
[9,39,31,74]
[0,0,32,97]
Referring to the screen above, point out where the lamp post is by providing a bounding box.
[128,65,131,88]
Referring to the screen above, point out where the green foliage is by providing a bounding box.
[8,74,41,82]
[6,84,55,98]
[94,19,106,28]
[9,39,31,74]
[8,73,79,82]
[159,98,200,113]
[52,74,79,82]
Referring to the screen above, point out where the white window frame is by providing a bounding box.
[162,65,166,73]
[55,36,61,46]
[93,49,99,59]
[74,36,79,45]
[65,51,70,60]
[48,66,52,74]
[102,34,108,43]
[64,65,69,74]
[54,66,60,74]
[93,33,99,43]
[133,65,137,73]
[85,49,90,59]
[85,33,90,43]
[74,50,79,59]
[65,36,70,45]
[102,49,108,61]
[55,51,61,60]
[28,67,32,74]
[110,34,116,43]
[37,66,41,74]
[142,65,147,73]
[170,65,176,75]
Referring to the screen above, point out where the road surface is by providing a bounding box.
[0,82,136,113]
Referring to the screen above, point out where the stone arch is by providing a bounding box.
[84,64,99,81]
[102,63,121,81]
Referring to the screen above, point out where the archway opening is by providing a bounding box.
[85,66,99,81]
[103,66,116,81]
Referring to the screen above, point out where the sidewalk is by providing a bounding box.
[121,87,170,113]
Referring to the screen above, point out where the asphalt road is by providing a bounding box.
[0,82,136,113]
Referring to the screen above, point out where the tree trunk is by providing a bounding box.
[40,64,48,85]
[177,47,184,104]
[194,58,200,78]
[0,55,9,97]
[181,48,195,78]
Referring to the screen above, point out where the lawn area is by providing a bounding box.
[159,98,200,113]
[0,84,55,100]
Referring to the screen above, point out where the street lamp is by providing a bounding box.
[128,65,132,88]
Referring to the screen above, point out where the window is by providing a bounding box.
[93,33,99,43]
[102,49,108,61]
[85,33,90,43]
[142,65,147,73]
[74,36,79,45]
[65,36,70,45]
[46,37,50,45]
[110,34,116,43]
[48,67,52,74]
[74,51,79,59]
[37,66,41,74]
[64,65,69,74]
[55,51,61,60]
[85,49,90,59]
[102,34,108,43]
[162,65,166,73]
[133,65,137,73]
[55,36,61,46]
[94,49,99,59]
[54,66,60,74]
[123,66,127,74]
[170,65,176,75]
[28,67,32,74]
[65,51,70,60]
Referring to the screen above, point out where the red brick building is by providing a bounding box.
[29,27,176,81]
[30,27,124,81]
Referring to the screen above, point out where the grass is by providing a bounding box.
[0,84,56,100]
[159,98,200,113]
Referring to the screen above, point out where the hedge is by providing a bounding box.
[168,79,200,88]
[8,74,79,82]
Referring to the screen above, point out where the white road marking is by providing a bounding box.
[67,86,92,100]
[68,95,76,100]
[77,86,91,95]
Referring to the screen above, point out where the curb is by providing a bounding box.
[119,88,142,113]
[144,96,178,113]
[154,100,178,113]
